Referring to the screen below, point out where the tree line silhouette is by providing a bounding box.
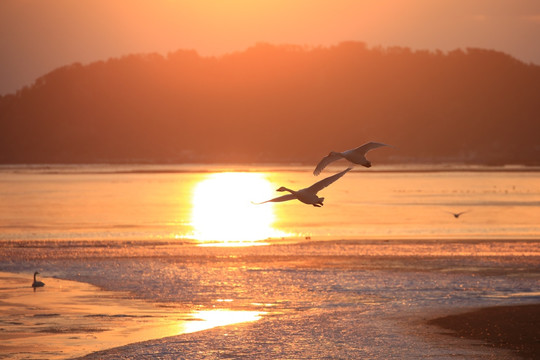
[1,42,539,164]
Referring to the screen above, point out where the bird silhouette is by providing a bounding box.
[253,168,352,207]
[32,271,45,288]
[313,142,391,175]
[448,211,468,219]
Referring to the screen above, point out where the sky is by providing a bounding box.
[1,0,540,95]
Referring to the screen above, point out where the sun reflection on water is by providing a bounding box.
[182,309,263,334]
[189,172,288,246]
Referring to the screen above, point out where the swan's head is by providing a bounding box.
[34,271,40,276]
[276,186,287,192]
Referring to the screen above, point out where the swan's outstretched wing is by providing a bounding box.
[313,152,343,176]
[306,167,352,193]
[352,142,390,155]
[252,194,296,205]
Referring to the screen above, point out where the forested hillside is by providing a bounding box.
[1,42,539,164]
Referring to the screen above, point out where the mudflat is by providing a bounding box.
[429,303,540,359]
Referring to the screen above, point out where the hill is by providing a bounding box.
[1,42,539,164]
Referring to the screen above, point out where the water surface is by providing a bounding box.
[1,164,539,243]
[1,164,539,359]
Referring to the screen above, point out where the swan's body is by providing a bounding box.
[32,271,45,288]
[254,168,352,207]
[314,142,391,175]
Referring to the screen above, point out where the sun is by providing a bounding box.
[189,172,286,245]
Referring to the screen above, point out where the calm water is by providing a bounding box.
[1,164,539,359]
[1,164,539,243]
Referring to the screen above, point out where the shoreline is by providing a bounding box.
[2,240,538,359]
[428,303,540,359]
[0,271,262,360]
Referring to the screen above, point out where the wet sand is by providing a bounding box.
[0,272,261,359]
[429,304,540,359]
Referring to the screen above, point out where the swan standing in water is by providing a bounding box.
[32,271,45,288]
[313,142,391,175]
[253,168,352,207]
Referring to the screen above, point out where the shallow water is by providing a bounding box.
[0,272,195,359]
[1,240,539,359]
[1,165,539,359]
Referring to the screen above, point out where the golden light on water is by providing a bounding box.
[190,172,287,245]
[182,309,263,334]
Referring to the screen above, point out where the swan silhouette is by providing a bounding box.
[313,142,391,175]
[32,271,45,288]
[253,168,352,207]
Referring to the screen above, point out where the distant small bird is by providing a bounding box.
[449,211,468,219]
[32,271,45,288]
[253,168,352,207]
[313,142,391,175]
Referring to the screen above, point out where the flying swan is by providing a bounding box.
[313,142,391,175]
[253,167,352,207]
[32,271,45,288]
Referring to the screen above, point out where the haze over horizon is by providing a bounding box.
[2,0,540,95]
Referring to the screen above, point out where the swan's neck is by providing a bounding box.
[282,187,296,195]
[34,273,37,282]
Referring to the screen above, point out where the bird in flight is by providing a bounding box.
[313,142,391,175]
[448,211,468,219]
[253,168,352,207]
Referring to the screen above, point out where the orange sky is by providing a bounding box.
[1,0,540,95]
